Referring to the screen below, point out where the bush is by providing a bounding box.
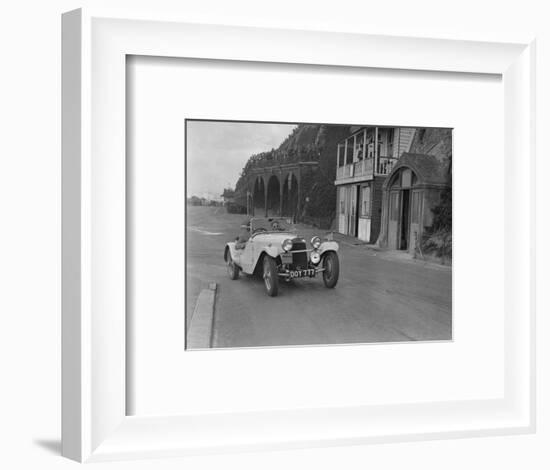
[431,187,451,232]
[421,229,452,259]
[420,186,452,260]
[226,203,247,214]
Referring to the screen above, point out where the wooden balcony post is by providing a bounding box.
[374,127,379,174]
[362,128,366,176]
[344,139,348,167]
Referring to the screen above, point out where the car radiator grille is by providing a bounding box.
[291,239,308,269]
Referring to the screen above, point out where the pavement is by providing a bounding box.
[186,205,452,348]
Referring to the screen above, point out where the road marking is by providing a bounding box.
[189,226,224,236]
[187,283,217,349]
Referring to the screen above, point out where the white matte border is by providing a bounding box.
[61,8,536,462]
[128,57,502,417]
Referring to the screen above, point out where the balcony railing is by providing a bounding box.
[336,126,403,182]
[336,159,372,180]
[336,156,397,181]
[377,157,398,175]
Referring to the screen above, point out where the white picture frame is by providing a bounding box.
[62,8,536,463]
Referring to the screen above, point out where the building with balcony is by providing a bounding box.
[334,126,416,242]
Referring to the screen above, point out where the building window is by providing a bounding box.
[366,128,375,159]
[337,144,345,167]
[355,132,364,160]
[401,169,412,188]
[387,128,394,156]
[361,185,371,217]
[390,171,401,188]
[346,138,354,164]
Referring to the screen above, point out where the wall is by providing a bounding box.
[0,1,548,469]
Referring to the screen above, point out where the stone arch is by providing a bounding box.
[386,166,419,190]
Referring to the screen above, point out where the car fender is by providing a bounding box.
[224,242,240,265]
[251,245,280,273]
[318,241,339,256]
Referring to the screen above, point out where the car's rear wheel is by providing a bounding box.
[263,256,279,297]
[322,251,339,288]
[226,250,239,280]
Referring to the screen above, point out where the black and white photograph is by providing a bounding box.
[186,120,452,349]
[1,0,544,467]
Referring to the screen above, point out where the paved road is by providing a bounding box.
[186,206,452,348]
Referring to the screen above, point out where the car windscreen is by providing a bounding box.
[251,218,294,233]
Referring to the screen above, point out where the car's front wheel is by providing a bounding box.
[226,250,239,280]
[322,251,339,288]
[263,255,279,297]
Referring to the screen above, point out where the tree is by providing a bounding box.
[188,195,201,206]
[221,187,235,200]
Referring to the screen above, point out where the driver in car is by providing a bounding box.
[235,218,251,250]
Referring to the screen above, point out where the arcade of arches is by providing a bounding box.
[251,171,300,219]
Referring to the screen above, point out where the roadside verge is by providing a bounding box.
[187,282,217,349]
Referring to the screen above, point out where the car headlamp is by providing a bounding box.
[282,239,293,252]
[310,251,321,265]
[311,236,322,249]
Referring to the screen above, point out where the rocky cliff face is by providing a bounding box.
[409,128,452,165]
[280,124,351,176]
[277,124,323,150]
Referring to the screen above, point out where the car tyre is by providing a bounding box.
[263,255,279,297]
[322,251,339,288]
[226,250,239,280]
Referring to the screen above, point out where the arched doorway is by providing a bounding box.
[266,175,281,216]
[252,177,265,216]
[282,172,299,220]
[387,167,418,251]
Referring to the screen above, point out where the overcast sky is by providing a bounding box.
[186,121,297,200]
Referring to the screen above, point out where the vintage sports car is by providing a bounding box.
[224,217,339,296]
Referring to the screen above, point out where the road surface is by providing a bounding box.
[186,206,452,348]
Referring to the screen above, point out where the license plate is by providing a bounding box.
[289,269,316,278]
